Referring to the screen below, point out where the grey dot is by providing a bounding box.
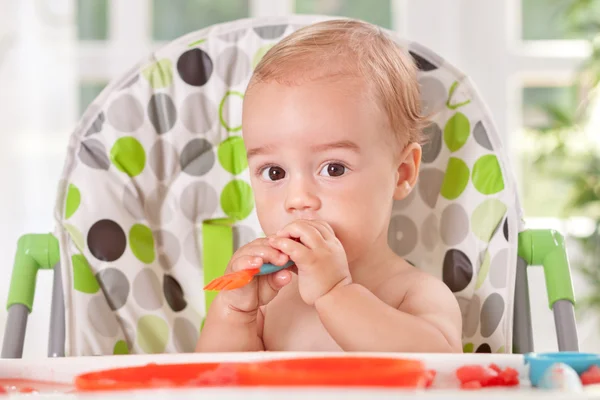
[418,168,445,208]
[392,185,417,211]
[419,77,446,115]
[132,269,163,311]
[184,228,202,265]
[409,42,444,71]
[216,47,250,86]
[88,295,119,337]
[480,293,505,338]
[460,295,480,337]
[474,121,493,150]
[440,204,469,246]
[233,225,257,251]
[96,268,130,311]
[180,181,218,222]
[489,249,509,289]
[154,230,180,271]
[149,139,180,182]
[107,94,144,132]
[180,138,215,176]
[421,213,439,251]
[388,215,418,256]
[144,184,174,225]
[123,182,145,220]
[421,123,442,163]
[85,112,105,136]
[173,317,198,353]
[218,29,248,42]
[253,25,287,39]
[181,93,217,134]
[78,139,110,170]
[148,93,177,134]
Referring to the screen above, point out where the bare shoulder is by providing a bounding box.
[388,261,463,351]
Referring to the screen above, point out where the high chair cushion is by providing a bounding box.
[54,15,521,356]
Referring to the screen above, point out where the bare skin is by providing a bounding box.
[196,76,463,353]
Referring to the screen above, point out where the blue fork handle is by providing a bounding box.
[257,260,295,276]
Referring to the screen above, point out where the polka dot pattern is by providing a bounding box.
[107,94,144,132]
[79,139,110,170]
[148,93,177,134]
[58,18,517,357]
[87,220,126,262]
[96,268,129,310]
[177,49,213,87]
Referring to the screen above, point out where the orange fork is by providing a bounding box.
[204,261,295,291]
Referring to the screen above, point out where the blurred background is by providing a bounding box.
[0,0,599,358]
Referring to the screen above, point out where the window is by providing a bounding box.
[295,0,392,29]
[521,0,600,40]
[76,0,108,41]
[79,81,108,116]
[151,0,250,41]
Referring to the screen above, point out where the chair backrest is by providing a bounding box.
[54,15,521,356]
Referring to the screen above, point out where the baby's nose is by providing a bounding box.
[284,179,321,213]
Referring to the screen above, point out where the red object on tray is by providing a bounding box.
[235,357,429,387]
[456,363,519,389]
[75,362,238,391]
[581,365,600,385]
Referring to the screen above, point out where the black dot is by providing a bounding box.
[443,249,473,293]
[85,112,105,136]
[87,219,127,262]
[409,51,437,71]
[476,343,492,353]
[164,275,187,312]
[177,49,213,87]
[503,218,509,241]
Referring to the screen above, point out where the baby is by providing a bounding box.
[197,19,463,353]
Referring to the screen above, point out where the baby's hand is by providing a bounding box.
[217,237,293,314]
[269,220,352,305]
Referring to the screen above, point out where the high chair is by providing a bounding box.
[1,15,579,358]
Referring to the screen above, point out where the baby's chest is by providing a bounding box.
[262,294,342,352]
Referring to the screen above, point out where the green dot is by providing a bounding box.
[137,315,169,354]
[253,44,274,68]
[444,112,470,152]
[496,346,505,354]
[110,137,146,177]
[72,254,99,294]
[472,199,507,242]
[65,224,84,251]
[472,154,505,195]
[65,183,81,219]
[188,38,206,47]
[219,91,244,132]
[220,179,254,221]
[218,136,248,175]
[440,157,470,200]
[129,224,155,264]
[142,59,173,89]
[113,340,129,355]
[463,343,474,353]
[475,251,491,290]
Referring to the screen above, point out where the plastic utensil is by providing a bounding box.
[234,356,428,387]
[75,362,238,391]
[538,362,583,392]
[204,260,295,291]
[525,352,600,387]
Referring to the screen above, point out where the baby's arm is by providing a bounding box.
[314,274,463,353]
[195,295,265,352]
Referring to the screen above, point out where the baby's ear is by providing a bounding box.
[393,142,421,201]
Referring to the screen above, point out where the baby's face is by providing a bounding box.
[242,77,401,262]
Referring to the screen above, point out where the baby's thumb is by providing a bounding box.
[258,270,292,306]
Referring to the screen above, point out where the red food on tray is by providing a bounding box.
[581,365,600,385]
[456,364,519,389]
[235,357,429,387]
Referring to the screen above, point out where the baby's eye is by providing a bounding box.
[319,163,346,177]
[261,166,286,181]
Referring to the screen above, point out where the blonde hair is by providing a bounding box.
[248,19,426,146]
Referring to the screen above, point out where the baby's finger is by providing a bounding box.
[228,254,263,272]
[230,245,289,270]
[257,270,293,306]
[277,221,323,249]
[269,236,310,264]
[303,220,335,241]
